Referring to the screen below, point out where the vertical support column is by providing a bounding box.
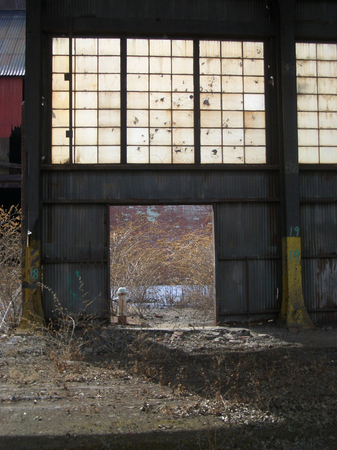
[21,0,45,326]
[278,0,313,329]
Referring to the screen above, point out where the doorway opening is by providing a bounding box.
[109,205,215,328]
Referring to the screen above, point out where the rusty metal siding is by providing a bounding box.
[300,171,337,199]
[0,11,25,76]
[43,0,270,22]
[296,0,337,22]
[214,202,281,322]
[42,169,280,203]
[42,204,109,319]
[0,77,22,138]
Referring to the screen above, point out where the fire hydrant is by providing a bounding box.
[114,287,132,325]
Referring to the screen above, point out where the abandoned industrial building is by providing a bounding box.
[23,0,337,328]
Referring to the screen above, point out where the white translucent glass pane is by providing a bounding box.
[200,58,221,75]
[298,129,318,146]
[52,128,69,146]
[150,57,171,74]
[127,74,148,91]
[99,109,120,127]
[51,146,69,164]
[53,56,69,73]
[221,41,242,58]
[243,59,264,76]
[222,111,244,128]
[244,111,265,128]
[150,74,171,91]
[98,39,120,56]
[127,110,148,127]
[200,75,221,93]
[320,147,337,163]
[98,56,120,74]
[200,93,221,110]
[52,73,69,91]
[298,111,318,129]
[172,128,194,145]
[75,38,97,56]
[75,92,97,109]
[296,60,317,77]
[74,147,97,164]
[244,76,264,93]
[245,129,265,146]
[127,146,149,163]
[150,147,172,164]
[172,40,193,57]
[296,43,316,60]
[98,146,120,163]
[223,128,244,146]
[75,109,97,127]
[52,109,69,128]
[201,147,222,163]
[173,147,194,163]
[320,129,337,146]
[99,127,120,145]
[52,38,69,56]
[297,77,317,94]
[75,56,97,73]
[222,76,242,93]
[75,73,97,91]
[172,75,193,92]
[52,91,69,109]
[99,74,120,91]
[172,58,193,74]
[149,128,171,145]
[318,78,337,95]
[149,92,171,109]
[243,42,263,59]
[221,58,243,76]
[127,39,149,56]
[150,40,171,56]
[318,61,337,78]
[201,110,221,127]
[99,92,121,109]
[172,110,194,127]
[127,128,149,145]
[244,94,265,111]
[75,128,97,146]
[127,92,148,109]
[200,128,221,146]
[223,146,244,163]
[127,57,149,73]
[150,110,171,127]
[245,147,266,164]
[172,92,194,109]
[317,44,337,61]
[200,41,220,57]
[222,93,243,110]
[297,94,318,111]
[319,95,337,111]
[298,147,319,163]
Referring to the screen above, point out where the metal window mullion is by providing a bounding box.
[220,41,223,163]
[170,40,173,164]
[242,42,246,163]
[69,35,73,164]
[148,40,150,164]
[121,37,127,164]
[316,44,320,164]
[193,39,201,165]
[97,39,99,163]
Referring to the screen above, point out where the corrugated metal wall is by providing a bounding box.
[300,170,337,323]
[42,204,109,318]
[0,77,22,138]
[214,202,281,323]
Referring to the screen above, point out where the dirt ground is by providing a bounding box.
[1,307,337,449]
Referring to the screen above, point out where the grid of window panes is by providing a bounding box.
[52,37,121,164]
[296,43,337,163]
[126,39,194,163]
[200,41,266,164]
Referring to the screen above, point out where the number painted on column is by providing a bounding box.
[30,268,39,280]
[289,250,300,264]
[289,226,300,237]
